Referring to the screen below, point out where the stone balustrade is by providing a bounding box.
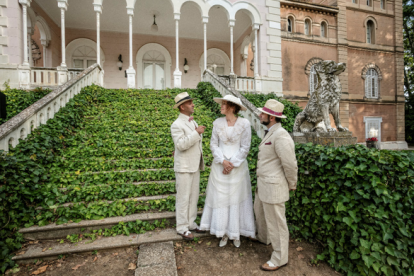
[0,64,103,152]
[30,67,84,87]
[203,69,267,138]
[235,76,255,93]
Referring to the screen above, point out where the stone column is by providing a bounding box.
[93,1,103,66]
[18,0,32,89]
[126,6,136,88]
[57,0,68,85]
[202,16,208,72]
[229,19,235,76]
[253,24,262,92]
[173,13,182,88]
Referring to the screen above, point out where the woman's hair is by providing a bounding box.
[226,101,241,115]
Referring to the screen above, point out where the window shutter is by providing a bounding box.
[374,74,378,98]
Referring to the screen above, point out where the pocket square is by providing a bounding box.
[265,142,272,145]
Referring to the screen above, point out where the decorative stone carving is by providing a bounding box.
[293,60,348,133]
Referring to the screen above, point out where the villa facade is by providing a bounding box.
[0,0,406,147]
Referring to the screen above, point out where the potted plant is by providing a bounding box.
[366,137,378,149]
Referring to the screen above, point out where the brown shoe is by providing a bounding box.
[178,231,194,241]
[193,228,206,233]
[260,262,287,271]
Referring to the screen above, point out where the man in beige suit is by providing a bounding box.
[254,99,298,271]
[171,92,205,241]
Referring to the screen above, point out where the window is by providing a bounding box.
[365,68,379,98]
[367,0,371,6]
[309,65,318,95]
[287,17,294,33]
[207,54,225,75]
[352,0,357,3]
[366,20,375,44]
[142,50,166,90]
[305,19,311,36]
[72,45,97,69]
[380,0,385,9]
[364,117,382,142]
[321,22,327,37]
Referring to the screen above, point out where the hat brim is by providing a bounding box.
[257,107,287,119]
[213,98,247,111]
[173,98,193,109]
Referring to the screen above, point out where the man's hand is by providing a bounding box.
[222,160,234,174]
[196,125,206,135]
[289,186,296,195]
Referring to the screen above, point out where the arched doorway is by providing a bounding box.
[136,43,172,89]
[66,38,105,69]
[199,48,230,77]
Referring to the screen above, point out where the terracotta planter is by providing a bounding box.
[366,141,377,149]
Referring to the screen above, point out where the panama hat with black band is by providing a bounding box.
[257,99,287,119]
[213,94,247,111]
[174,92,193,109]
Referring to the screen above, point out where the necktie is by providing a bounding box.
[264,130,269,137]
[189,116,194,122]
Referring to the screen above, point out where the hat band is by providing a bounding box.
[263,106,283,116]
[176,96,192,105]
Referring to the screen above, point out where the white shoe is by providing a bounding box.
[233,239,241,248]
[219,236,228,247]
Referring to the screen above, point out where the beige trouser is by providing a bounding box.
[254,194,289,267]
[175,170,200,234]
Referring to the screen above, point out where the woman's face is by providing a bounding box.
[220,100,233,115]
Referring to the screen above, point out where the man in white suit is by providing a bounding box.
[254,99,298,271]
[171,92,206,241]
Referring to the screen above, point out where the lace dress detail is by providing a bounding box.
[200,117,256,240]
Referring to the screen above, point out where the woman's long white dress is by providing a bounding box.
[200,117,256,240]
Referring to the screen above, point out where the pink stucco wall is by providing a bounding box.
[4,0,23,65]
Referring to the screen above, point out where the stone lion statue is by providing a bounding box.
[293,60,349,133]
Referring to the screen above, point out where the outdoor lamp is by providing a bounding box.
[117,55,123,70]
[151,15,158,33]
[184,58,189,73]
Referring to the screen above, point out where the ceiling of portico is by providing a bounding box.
[34,0,253,42]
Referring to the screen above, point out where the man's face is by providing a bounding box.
[260,112,270,126]
[180,100,195,115]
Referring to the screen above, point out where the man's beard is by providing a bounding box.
[261,117,270,126]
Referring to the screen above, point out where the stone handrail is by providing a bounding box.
[0,64,103,152]
[203,69,267,138]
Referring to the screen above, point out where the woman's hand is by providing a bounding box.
[222,160,234,174]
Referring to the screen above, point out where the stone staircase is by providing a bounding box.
[12,88,215,263]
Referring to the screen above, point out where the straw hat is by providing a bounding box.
[257,99,287,119]
[174,92,193,109]
[213,95,247,111]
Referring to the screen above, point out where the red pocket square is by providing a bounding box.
[265,142,272,145]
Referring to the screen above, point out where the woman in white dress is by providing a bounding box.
[199,95,256,248]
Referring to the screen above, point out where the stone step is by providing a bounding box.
[13,228,209,263]
[20,210,203,240]
[135,241,178,276]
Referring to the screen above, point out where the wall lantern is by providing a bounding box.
[151,15,158,33]
[117,55,123,70]
[184,58,189,73]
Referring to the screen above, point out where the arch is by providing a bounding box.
[176,0,210,17]
[30,120,35,131]
[208,2,232,21]
[136,43,172,89]
[305,57,323,75]
[8,137,15,150]
[20,128,26,139]
[286,14,296,33]
[35,16,51,46]
[199,48,231,76]
[361,63,382,80]
[38,113,44,126]
[363,16,378,29]
[231,1,262,24]
[320,20,328,38]
[66,38,105,68]
[304,17,312,36]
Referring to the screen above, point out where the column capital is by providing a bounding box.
[57,0,68,10]
[174,13,181,21]
[252,23,260,30]
[19,0,32,7]
[41,39,50,47]
[202,16,209,24]
[228,19,235,27]
[93,3,103,13]
[127,8,134,16]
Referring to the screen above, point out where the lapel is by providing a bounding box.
[259,123,281,146]
[179,113,195,132]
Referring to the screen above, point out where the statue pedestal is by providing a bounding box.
[291,131,357,147]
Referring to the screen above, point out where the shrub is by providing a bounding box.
[0,87,52,125]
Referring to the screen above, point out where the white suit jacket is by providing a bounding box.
[256,123,298,204]
[171,113,205,173]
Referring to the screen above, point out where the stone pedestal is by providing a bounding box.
[173,70,182,88]
[126,67,136,88]
[57,66,68,85]
[229,73,237,89]
[18,65,31,89]
[291,131,357,147]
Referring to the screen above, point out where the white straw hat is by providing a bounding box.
[257,99,287,119]
[174,92,193,109]
[213,95,247,111]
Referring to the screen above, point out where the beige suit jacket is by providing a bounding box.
[171,113,205,173]
[256,123,298,204]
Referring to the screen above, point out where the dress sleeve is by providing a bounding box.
[210,123,225,164]
[229,121,251,167]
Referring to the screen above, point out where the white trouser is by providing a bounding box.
[254,194,289,267]
[175,170,200,234]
